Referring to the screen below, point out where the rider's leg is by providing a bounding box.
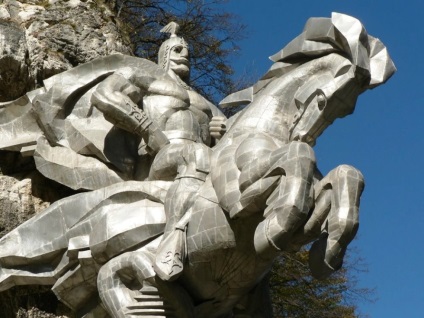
[153,177,204,281]
[153,143,211,281]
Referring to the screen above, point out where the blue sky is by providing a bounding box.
[222,1,424,317]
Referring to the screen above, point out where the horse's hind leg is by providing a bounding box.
[98,248,195,317]
[309,164,364,279]
[97,250,157,317]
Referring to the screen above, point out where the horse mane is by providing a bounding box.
[269,12,396,89]
[220,13,396,109]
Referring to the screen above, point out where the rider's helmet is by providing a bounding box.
[158,22,189,74]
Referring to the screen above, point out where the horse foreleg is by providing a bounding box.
[308,164,364,279]
[289,185,332,249]
[254,142,316,260]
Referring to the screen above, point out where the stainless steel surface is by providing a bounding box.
[0,14,395,317]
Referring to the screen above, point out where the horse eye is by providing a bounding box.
[174,47,182,53]
[317,93,327,110]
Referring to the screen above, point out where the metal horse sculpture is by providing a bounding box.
[0,13,394,318]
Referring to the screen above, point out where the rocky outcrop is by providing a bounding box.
[0,20,29,101]
[0,0,133,99]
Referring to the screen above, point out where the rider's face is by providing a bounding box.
[169,45,190,79]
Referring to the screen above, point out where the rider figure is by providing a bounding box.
[91,22,226,281]
[150,22,225,281]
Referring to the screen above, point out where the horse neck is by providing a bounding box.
[230,77,302,143]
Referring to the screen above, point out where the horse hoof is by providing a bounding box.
[308,233,337,280]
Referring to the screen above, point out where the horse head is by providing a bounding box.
[222,13,395,147]
[273,13,395,146]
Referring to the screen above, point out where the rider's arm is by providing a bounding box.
[203,98,228,143]
[187,91,227,144]
[91,73,169,155]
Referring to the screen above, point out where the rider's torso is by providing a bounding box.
[143,89,211,145]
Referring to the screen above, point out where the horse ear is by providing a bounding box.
[269,12,396,92]
[219,87,253,109]
[269,17,339,63]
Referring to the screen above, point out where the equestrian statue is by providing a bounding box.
[0,13,395,318]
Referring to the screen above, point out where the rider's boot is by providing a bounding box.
[153,145,210,281]
[154,206,192,281]
[153,227,187,281]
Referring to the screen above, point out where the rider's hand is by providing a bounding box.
[209,116,226,141]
